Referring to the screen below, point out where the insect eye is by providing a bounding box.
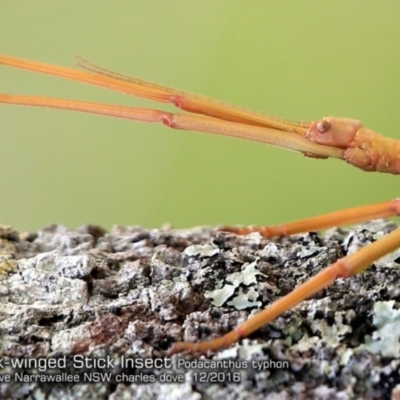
[316,119,332,133]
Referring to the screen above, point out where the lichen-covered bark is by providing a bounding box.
[0,220,399,399]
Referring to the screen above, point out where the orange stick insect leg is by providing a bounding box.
[168,199,400,355]
[220,198,400,237]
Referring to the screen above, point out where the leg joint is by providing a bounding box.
[334,258,352,279]
[392,198,400,217]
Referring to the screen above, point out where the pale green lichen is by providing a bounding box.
[291,310,352,361]
[204,284,237,307]
[205,259,267,310]
[184,243,220,257]
[311,311,352,347]
[340,348,354,366]
[226,259,268,286]
[291,333,321,353]
[227,287,262,310]
[362,301,400,358]
[216,339,268,360]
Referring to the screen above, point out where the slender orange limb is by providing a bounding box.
[0,54,308,131]
[0,54,400,355]
[221,199,400,237]
[0,94,342,158]
[0,54,343,159]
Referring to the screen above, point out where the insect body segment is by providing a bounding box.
[345,128,400,174]
[305,117,400,174]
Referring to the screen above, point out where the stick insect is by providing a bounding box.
[1,54,399,356]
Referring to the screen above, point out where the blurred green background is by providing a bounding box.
[0,1,399,232]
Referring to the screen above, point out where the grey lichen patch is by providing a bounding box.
[5,251,90,305]
[55,254,97,279]
[150,249,184,283]
[51,322,92,353]
[149,280,202,320]
[258,242,286,264]
[0,220,399,399]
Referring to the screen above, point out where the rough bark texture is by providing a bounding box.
[0,219,399,400]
